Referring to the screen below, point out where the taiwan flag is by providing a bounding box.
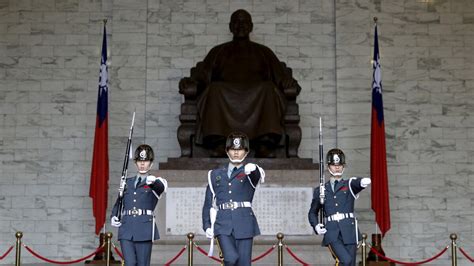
[89,24,109,235]
[370,23,391,237]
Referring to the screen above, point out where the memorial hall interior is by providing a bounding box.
[0,0,473,265]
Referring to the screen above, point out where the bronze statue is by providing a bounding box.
[178,9,302,158]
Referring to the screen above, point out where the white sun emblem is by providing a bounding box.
[233,138,241,149]
[139,150,147,159]
[334,154,340,164]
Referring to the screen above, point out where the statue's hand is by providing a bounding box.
[179,77,198,95]
[280,77,295,89]
[280,77,299,96]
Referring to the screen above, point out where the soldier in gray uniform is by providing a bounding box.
[110,144,168,266]
[202,132,265,266]
[308,148,371,266]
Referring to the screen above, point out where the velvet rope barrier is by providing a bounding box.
[369,244,449,265]
[23,243,104,264]
[111,242,124,260]
[194,243,222,263]
[459,247,474,262]
[0,246,14,260]
[194,241,276,264]
[164,245,187,266]
[251,245,276,262]
[284,245,310,266]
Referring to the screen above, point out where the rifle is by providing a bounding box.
[318,117,325,225]
[114,112,136,221]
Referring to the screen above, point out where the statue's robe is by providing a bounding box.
[194,40,292,145]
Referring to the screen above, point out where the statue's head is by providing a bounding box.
[229,9,253,40]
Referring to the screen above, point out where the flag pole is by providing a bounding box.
[102,16,108,239]
[86,19,120,265]
[366,16,394,265]
[102,16,106,236]
[373,16,379,238]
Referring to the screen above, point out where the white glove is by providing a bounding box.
[118,177,126,192]
[315,224,327,235]
[319,185,325,195]
[210,208,217,224]
[205,228,214,239]
[146,175,157,185]
[111,216,121,228]
[361,177,371,188]
[244,163,257,175]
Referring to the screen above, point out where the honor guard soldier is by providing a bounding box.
[202,132,265,266]
[308,148,371,266]
[111,144,168,266]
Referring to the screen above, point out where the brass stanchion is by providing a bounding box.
[450,233,457,266]
[85,232,120,264]
[359,233,394,266]
[277,232,284,266]
[187,232,194,266]
[15,231,22,266]
[105,232,113,266]
[361,233,367,266]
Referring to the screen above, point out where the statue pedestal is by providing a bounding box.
[159,157,318,170]
[153,167,320,237]
[147,158,340,266]
[156,158,319,237]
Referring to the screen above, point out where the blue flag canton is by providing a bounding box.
[97,28,108,127]
[372,25,384,125]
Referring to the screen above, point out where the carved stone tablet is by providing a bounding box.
[166,187,313,235]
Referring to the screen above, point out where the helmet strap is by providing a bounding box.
[227,151,249,164]
[137,162,153,174]
[328,167,344,177]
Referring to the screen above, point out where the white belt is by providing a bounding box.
[326,212,354,222]
[218,201,252,210]
[123,209,153,216]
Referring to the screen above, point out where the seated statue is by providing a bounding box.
[178,9,302,158]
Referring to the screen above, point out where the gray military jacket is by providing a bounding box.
[202,164,261,239]
[308,177,365,246]
[111,176,165,241]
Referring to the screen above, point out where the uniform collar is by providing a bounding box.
[329,177,343,192]
[330,177,343,184]
[227,163,243,180]
[227,162,243,170]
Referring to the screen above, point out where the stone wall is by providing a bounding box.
[0,0,115,262]
[0,0,473,264]
[337,0,474,264]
